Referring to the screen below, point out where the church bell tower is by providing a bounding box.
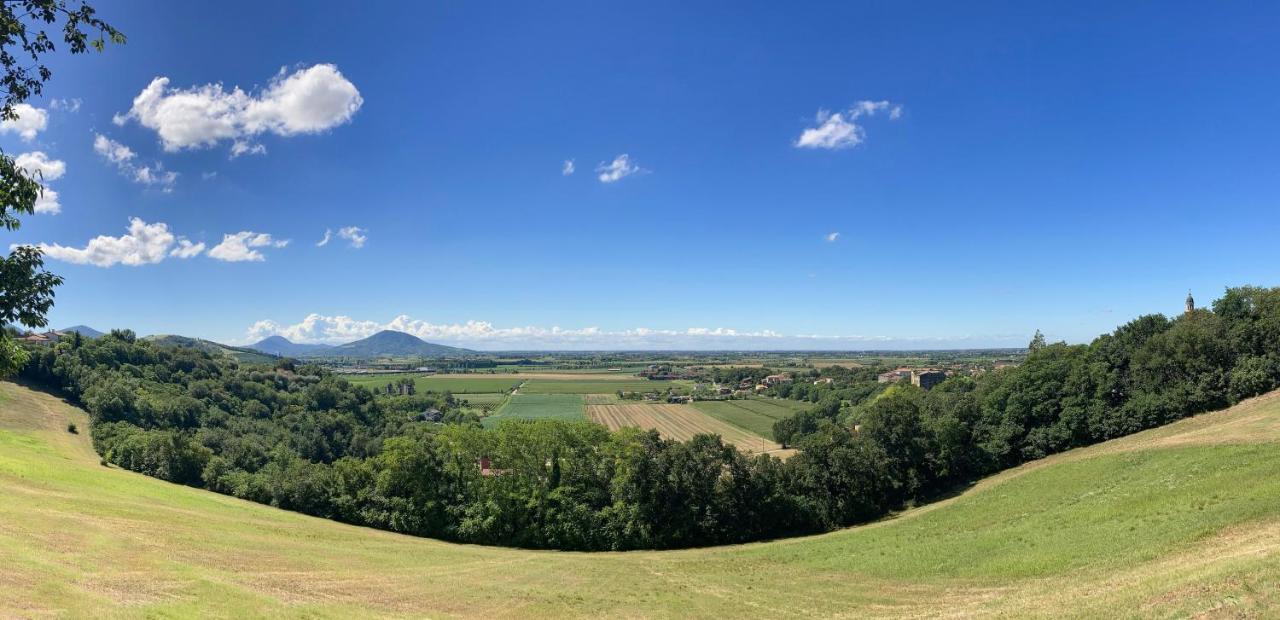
[1185,290,1194,315]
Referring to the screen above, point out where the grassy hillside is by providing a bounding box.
[1,380,1277,617]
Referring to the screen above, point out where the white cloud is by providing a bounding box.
[242,313,1022,350]
[596,154,643,183]
[0,104,48,140]
[337,226,366,248]
[116,63,363,153]
[230,140,266,158]
[33,187,60,215]
[316,229,332,247]
[825,232,840,242]
[14,152,67,215]
[169,238,206,258]
[25,218,177,267]
[93,134,135,165]
[207,231,289,262]
[562,159,575,175]
[14,152,66,181]
[794,101,902,150]
[49,98,82,112]
[93,133,178,192]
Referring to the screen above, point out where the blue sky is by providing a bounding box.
[6,0,1279,350]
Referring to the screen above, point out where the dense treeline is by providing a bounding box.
[19,286,1280,550]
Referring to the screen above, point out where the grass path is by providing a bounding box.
[1,381,1278,617]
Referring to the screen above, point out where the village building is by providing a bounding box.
[763,373,792,386]
[877,368,913,383]
[911,370,947,391]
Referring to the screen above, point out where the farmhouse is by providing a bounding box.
[763,374,792,386]
[415,408,443,422]
[911,370,947,391]
[877,368,913,383]
[667,394,693,404]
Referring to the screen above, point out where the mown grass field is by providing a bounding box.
[692,398,809,440]
[1,381,1278,617]
[481,394,585,427]
[454,392,508,407]
[587,403,781,453]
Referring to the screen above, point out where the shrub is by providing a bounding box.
[67,423,78,434]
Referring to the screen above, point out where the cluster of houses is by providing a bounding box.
[877,367,949,390]
[16,330,79,345]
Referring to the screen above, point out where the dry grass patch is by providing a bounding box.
[587,403,780,453]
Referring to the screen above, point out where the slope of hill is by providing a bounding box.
[247,335,335,357]
[142,334,276,365]
[1,381,1277,617]
[329,329,472,358]
[59,325,103,338]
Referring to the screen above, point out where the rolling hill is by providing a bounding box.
[59,325,103,338]
[247,335,336,357]
[327,330,472,358]
[1,380,1276,617]
[142,334,277,365]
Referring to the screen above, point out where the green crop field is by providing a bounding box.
[520,379,692,394]
[2,381,1279,617]
[692,398,809,439]
[455,392,508,407]
[346,374,523,394]
[481,393,586,427]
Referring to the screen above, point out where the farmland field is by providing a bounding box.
[587,403,780,452]
[692,398,807,440]
[346,374,523,394]
[482,394,586,427]
[520,379,692,394]
[455,392,508,407]
[3,381,1280,617]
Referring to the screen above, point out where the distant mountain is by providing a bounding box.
[248,335,335,357]
[143,334,276,364]
[60,325,103,338]
[329,330,472,358]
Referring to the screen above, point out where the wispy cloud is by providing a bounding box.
[337,226,366,248]
[825,232,840,242]
[93,134,178,192]
[596,154,644,183]
[316,229,332,247]
[562,159,575,175]
[795,100,902,150]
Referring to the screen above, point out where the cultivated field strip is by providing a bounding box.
[587,403,780,452]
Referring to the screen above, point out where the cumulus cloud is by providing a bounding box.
[562,159,575,175]
[15,152,67,215]
[93,133,178,191]
[316,229,332,247]
[0,104,48,140]
[596,154,643,183]
[795,100,902,150]
[207,231,289,262]
[242,314,1022,350]
[825,232,840,242]
[22,218,185,267]
[337,226,366,248]
[115,63,363,153]
[15,151,66,181]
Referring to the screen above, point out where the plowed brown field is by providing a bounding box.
[587,403,780,452]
